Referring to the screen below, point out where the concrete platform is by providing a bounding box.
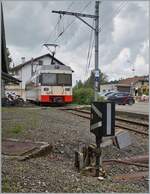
[116,102,149,115]
[2,138,52,160]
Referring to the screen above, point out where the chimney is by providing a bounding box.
[21,57,25,64]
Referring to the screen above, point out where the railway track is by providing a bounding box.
[59,107,149,136]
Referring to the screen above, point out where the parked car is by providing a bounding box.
[98,91,116,97]
[107,92,135,105]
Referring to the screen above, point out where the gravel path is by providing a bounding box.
[2,107,149,193]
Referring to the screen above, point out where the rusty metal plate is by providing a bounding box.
[113,171,148,182]
[2,139,43,156]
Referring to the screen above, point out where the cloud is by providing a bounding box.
[3,0,149,84]
[102,48,132,80]
[134,55,149,76]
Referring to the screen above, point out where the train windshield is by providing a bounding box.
[41,73,56,85]
[57,74,72,86]
[41,73,72,86]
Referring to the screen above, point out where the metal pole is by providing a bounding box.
[95,136,101,176]
[94,1,99,101]
[94,1,101,177]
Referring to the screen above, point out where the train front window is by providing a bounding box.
[57,74,72,86]
[41,73,56,86]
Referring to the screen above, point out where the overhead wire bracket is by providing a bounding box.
[75,16,95,30]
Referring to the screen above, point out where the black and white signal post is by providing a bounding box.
[90,101,115,176]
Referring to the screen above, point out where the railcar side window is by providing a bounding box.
[57,74,72,86]
[41,73,56,85]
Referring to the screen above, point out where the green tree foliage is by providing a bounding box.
[73,87,94,104]
[84,70,108,89]
[73,70,108,104]
[74,80,84,90]
[6,48,12,69]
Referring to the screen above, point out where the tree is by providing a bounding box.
[108,80,119,84]
[73,80,84,90]
[6,48,12,69]
[84,70,108,89]
[73,87,94,104]
[84,71,95,88]
[73,70,108,104]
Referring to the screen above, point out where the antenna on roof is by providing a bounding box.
[43,43,59,65]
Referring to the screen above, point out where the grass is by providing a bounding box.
[70,102,80,106]
[2,177,11,192]
[10,125,23,134]
[2,176,21,193]
[2,108,41,139]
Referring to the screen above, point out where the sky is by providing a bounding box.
[3,0,149,85]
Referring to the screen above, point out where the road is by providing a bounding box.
[116,102,149,115]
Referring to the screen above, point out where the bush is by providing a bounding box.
[143,90,149,96]
[97,96,106,102]
[73,87,94,105]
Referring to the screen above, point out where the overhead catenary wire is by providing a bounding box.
[52,2,75,43]
[44,1,128,83]
[86,19,94,69]
[99,1,123,22]
[84,19,95,79]
[44,1,75,45]
[84,39,95,81]
[87,38,94,71]
[52,1,128,52]
[43,1,92,56]
[44,15,62,44]
[85,2,128,79]
[38,1,75,61]
[53,1,92,42]
[99,1,128,33]
[99,1,127,31]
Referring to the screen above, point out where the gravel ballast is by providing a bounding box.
[2,107,149,193]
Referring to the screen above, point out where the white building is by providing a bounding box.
[6,53,71,100]
[100,83,117,92]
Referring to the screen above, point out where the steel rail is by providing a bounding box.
[60,108,149,136]
[61,108,149,127]
[115,124,148,136]
[103,159,148,168]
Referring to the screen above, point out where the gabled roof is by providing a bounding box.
[2,72,21,84]
[118,76,149,86]
[10,53,68,71]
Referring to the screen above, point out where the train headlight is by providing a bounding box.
[44,88,49,91]
[65,88,70,91]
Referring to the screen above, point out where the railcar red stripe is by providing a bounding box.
[40,95,72,103]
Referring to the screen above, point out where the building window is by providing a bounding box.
[15,70,19,76]
[39,60,43,66]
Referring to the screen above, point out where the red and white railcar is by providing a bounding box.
[26,65,73,104]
